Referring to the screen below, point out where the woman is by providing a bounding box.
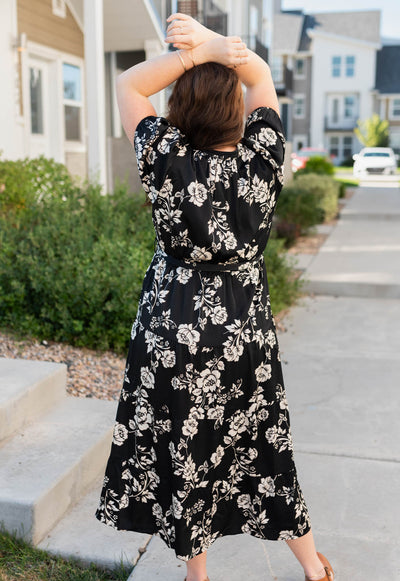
[95,13,334,581]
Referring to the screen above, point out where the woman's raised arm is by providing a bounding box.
[235,51,280,118]
[116,27,248,145]
[165,13,280,119]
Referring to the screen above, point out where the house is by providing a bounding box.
[373,44,400,154]
[0,0,273,194]
[271,5,382,164]
[0,0,166,193]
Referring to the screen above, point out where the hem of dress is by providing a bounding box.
[94,510,312,562]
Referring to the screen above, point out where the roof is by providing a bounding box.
[309,11,380,44]
[272,12,303,52]
[375,46,400,93]
[296,10,381,52]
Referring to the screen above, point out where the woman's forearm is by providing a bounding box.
[235,49,271,87]
[116,49,194,98]
[235,49,280,116]
[117,36,247,98]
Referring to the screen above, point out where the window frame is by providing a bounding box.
[62,58,85,149]
[271,55,284,84]
[389,97,400,120]
[294,58,306,79]
[293,93,306,119]
[345,55,355,77]
[332,56,341,78]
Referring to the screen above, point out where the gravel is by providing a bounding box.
[0,331,126,401]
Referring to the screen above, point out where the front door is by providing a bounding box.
[28,56,51,158]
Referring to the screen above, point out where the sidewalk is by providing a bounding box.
[127,184,400,581]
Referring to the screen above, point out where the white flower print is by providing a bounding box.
[278,530,296,540]
[176,324,200,353]
[255,362,272,383]
[182,417,199,439]
[187,181,208,206]
[161,349,176,368]
[210,305,228,325]
[140,367,155,389]
[228,411,248,438]
[258,126,278,147]
[176,267,193,284]
[258,476,276,497]
[113,422,128,446]
[196,368,221,393]
[190,246,213,261]
[210,445,225,467]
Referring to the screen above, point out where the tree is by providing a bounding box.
[354,114,389,147]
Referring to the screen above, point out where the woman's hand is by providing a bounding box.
[197,36,249,69]
[165,12,219,50]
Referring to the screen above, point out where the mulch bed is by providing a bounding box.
[0,188,355,401]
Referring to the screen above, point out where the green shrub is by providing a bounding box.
[0,155,75,217]
[0,157,302,352]
[264,236,302,314]
[275,184,323,243]
[294,173,340,222]
[0,178,154,353]
[295,155,335,176]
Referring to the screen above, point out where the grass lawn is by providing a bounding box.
[334,177,359,187]
[334,166,354,174]
[0,529,131,581]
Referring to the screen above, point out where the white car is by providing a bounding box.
[353,147,398,177]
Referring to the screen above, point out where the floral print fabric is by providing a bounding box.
[95,107,311,560]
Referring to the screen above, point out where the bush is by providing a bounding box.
[275,173,340,244]
[0,176,154,353]
[264,236,302,314]
[0,158,301,352]
[294,173,340,222]
[295,155,334,176]
[275,183,323,243]
[0,155,74,218]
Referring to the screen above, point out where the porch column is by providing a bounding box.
[84,0,107,190]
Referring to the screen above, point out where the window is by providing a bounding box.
[294,95,305,118]
[346,55,355,77]
[332,56,341,78]
[63,63,82,141]
[52,0,66,18]
[30,67,43,134]
[329,136,339,157]
[344,95,356,118]
[271,55,283,83]
[249,6,259,51]
[295,58,305,78]
[343,136,353,159]
[332,98,339,123]
[390,98,400,119]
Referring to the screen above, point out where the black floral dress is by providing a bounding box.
[95,106,311,561]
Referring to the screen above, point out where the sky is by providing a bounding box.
[282,0,400,40]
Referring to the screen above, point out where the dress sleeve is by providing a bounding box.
[242,106,286,170]
[134,116,187,201]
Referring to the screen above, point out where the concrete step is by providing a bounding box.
[0,395,116,544]
[0,357,67,442]
[38,475,150,571]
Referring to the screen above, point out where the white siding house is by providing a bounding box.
[309,29,380,163]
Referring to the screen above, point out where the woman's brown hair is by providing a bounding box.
[167,61,244,150]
